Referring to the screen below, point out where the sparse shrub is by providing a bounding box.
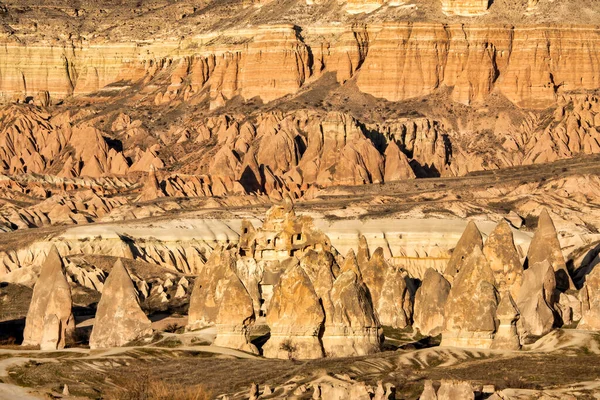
[280,339,297,360]
[106,373,211,400]
[164,323,182,333]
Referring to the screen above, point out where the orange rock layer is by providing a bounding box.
[2,23,600,109]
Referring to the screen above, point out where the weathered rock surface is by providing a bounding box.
[516,261,556,343]
[444,221,484,277]
[377,267,413,329]
[436,380,475,400]
[360,246,411,328]
[89,260,152,349]
[482,221,524,298]
[441,0,489,16]
[187,246,236,331]
[322,270,381,357]
[413,268,451,337]
[262,263,325,359]
[527,210,574,291]
[442,247,498,348]
[491,292,521,350]
[22,246,75,350]
[578,265,600,330]
[213,274,259,354]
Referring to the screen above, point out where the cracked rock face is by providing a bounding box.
[89,260,152,349]
[444,221,483,278]
[491,291,521,350]
[482,220,524,299]
[527,209,574,291]
[262,262,325,360]
[442,246,498,349]
[516,260,556,343]
[413,268,451,337]
[214,274,259,354]
[22,245,75,350]
[578,264,600,330]
[322,270,381,357]
[187,246,237,331]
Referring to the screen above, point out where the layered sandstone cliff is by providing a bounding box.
[2,23,600,110]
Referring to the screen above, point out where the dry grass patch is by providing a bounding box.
[106,374,211,400]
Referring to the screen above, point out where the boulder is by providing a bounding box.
[515,260,556,343]
[578,265,600,330]
[444,221,483,277]
[22,246,75,350]
[442,247,498,348]
[213,275,259,354]
[482,221,523,298]
[262,262,324,359]
[322,270,381,357]
[89,260,152,349]
[491,291,521,350]
[413,268,451,337]
[527,209,574,291]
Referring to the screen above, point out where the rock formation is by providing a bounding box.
[413,268,451,336]
[262,263,325,359]
[527,210,574,291]
[442,247,498,348]
[89,260,153,349]
[137,166,165,202]
[578,265,600,330]
[482,221,524,298]
[441,0,489,16]
[420,380,475,400]
[22,246,75,350]
[444,221,484,277]
[491,292,521,350]
[322,270,381,357]
[299,249,337,319]
[377,267,413,329]
[360,246,411,328]
[213,274,259,354]
[384,141,416,182]
[187,246,236,331]
[515,261,556,343]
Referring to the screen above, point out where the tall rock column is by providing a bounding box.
[527,210,574,291]
[577,265,600,330]
[262,263,325,359]
[444,221,484,278]
[322,270,381,357]
[22,246,75,350]
[89,260,153,349]
[482,221,524,299]
[515,260,556,343]
[213,275,259,354]
[187,246,237,331]
[491,292,521,350]
[442,247,498,348]
[413,268,451,336]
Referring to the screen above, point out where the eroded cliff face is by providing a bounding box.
[2,23,600,110]
[357,23,600,108]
